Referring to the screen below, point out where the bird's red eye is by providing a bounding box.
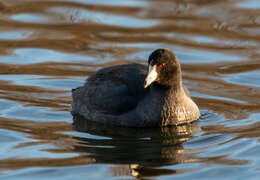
[160,63,166,67]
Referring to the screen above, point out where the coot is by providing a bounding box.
[72,49,200,127]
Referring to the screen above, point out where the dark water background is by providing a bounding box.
[0,0,260,179]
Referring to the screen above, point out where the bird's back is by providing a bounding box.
[72,63,148,121]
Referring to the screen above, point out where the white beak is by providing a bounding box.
[144,65,158,88]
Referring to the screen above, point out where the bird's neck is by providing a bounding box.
[148,86,185,110]
[157,68,183,90]
[151,80,184,95]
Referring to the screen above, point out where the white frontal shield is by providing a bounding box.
[144,65,158,88]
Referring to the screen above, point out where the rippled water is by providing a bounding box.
[0,0,260,179]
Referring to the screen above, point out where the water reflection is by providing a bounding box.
[0,31,31,40]
[72,115,200,177]
[12,13,51,23]
[237,0,260,8]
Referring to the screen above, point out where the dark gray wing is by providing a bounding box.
[72,63,147,115]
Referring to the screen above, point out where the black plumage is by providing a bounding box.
[72,49,200,127]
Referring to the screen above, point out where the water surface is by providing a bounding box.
[0,0,260,179]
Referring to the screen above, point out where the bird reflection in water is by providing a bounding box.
[72,115,201,178]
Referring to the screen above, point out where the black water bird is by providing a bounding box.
[72,49,200,127]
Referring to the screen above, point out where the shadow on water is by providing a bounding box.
[72,115,201,177]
